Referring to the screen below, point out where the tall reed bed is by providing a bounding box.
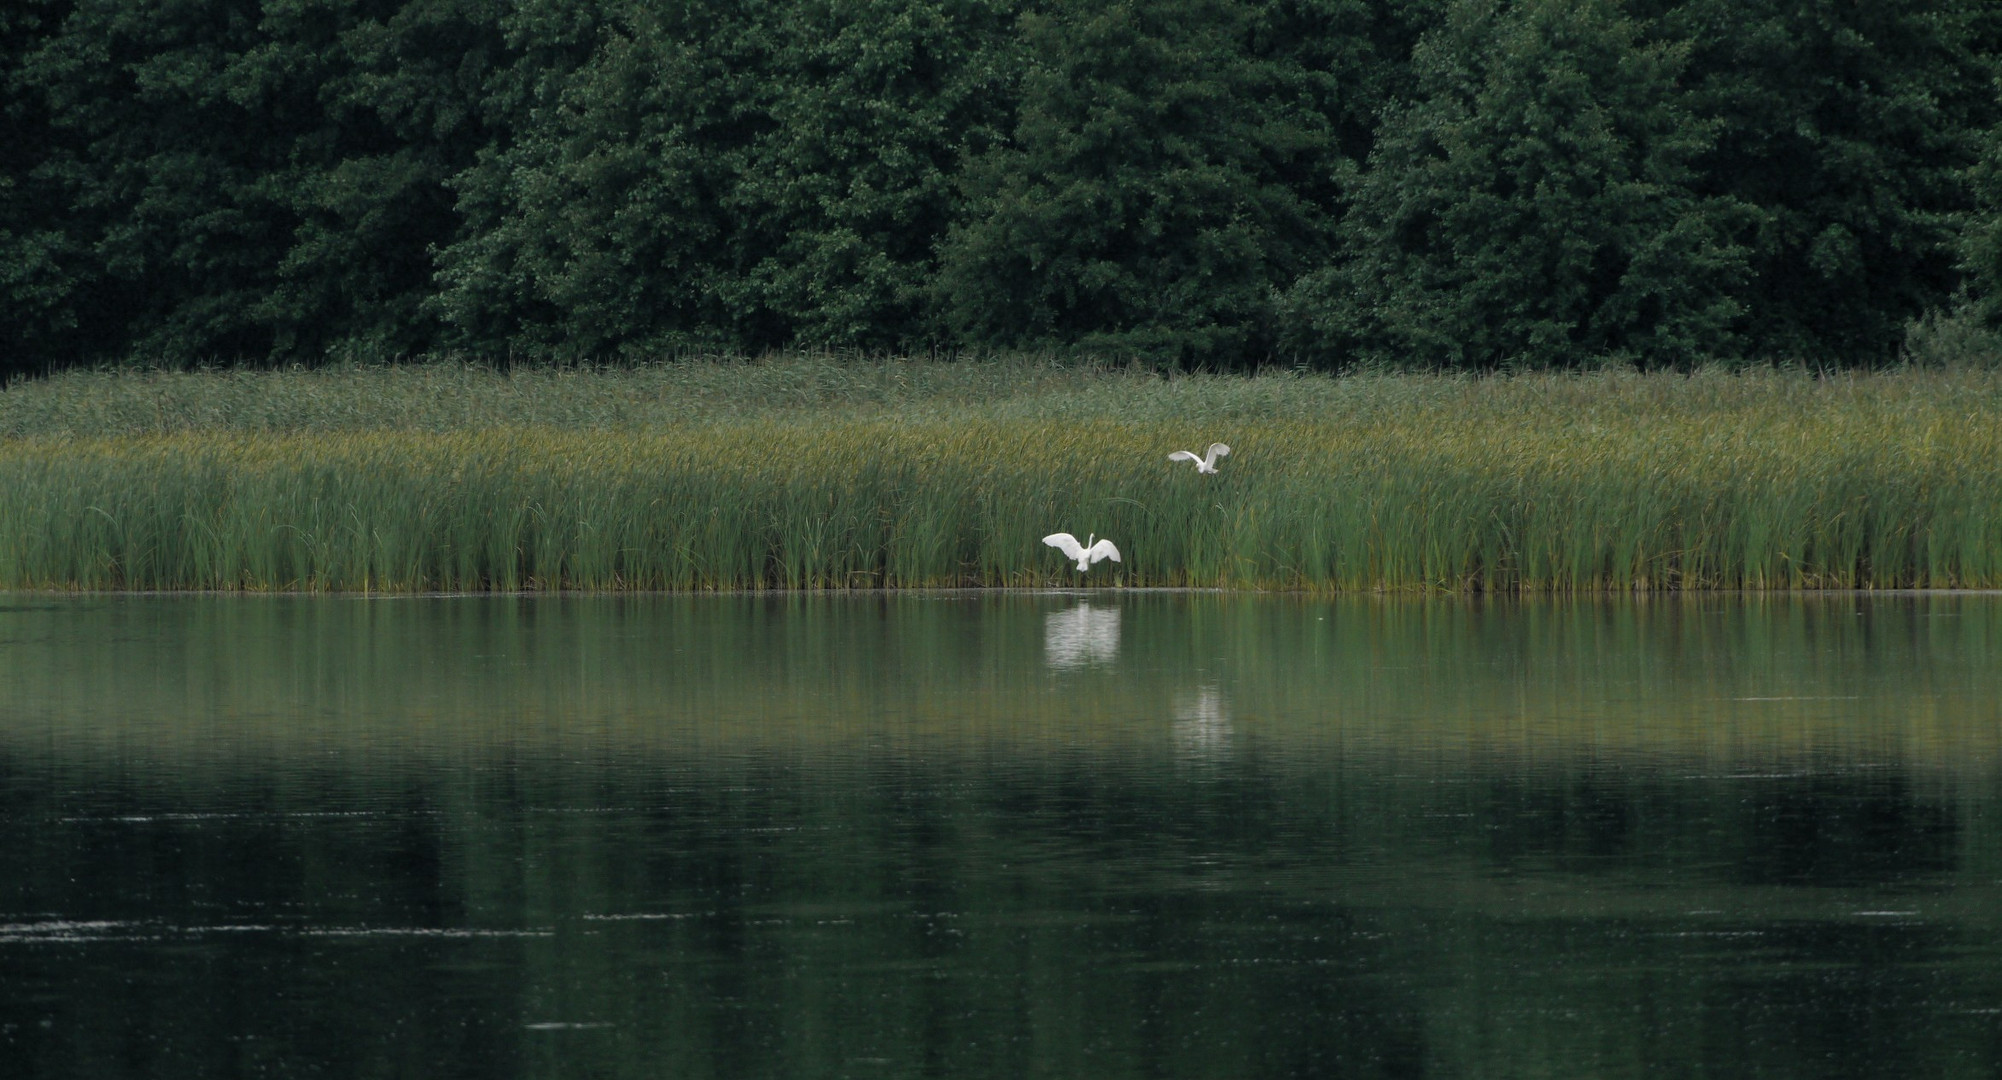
[12,356,1999,436]
[3,375,1999,590]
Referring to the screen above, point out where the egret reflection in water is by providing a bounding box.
[1173,685,1232,760]
[1043,601,1120,669]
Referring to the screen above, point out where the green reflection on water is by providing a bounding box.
[2,593,2001,1079]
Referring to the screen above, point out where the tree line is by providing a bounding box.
[3,0,1999,376]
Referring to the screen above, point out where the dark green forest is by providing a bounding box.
[3,0,2000,376]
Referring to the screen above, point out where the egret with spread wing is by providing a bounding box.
[1169,442,1231,474]
[1044,532,1122,573]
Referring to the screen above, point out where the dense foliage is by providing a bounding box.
[1285,0,1756,367]
[2,0,1997,374]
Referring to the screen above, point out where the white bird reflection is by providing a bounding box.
[1044,603,1120,670]
[1172,686,1232,761]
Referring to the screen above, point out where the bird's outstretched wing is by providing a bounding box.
[1203,443,1231,469]
[1043,532,1086,561]
[1086,538,1122,565]
[1168,450,1200,464]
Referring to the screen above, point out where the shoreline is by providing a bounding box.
[8,587,2002,599]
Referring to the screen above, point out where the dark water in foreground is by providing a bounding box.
[2,593,2001,1078]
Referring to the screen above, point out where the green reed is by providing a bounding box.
[2,361,2000,590]
[13,355,2000,436]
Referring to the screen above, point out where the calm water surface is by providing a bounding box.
[2,593,2000,1078]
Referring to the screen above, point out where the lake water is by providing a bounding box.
[2,592,2000,1078]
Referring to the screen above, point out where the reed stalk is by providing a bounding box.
[2,362,1998,591]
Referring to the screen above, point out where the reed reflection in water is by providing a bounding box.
[0,593,2000,1079]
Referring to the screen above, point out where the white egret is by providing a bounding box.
[1043,532,1121,572]
[1168,442,1231,474]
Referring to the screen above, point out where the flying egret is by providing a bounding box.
[1169,442,1231,474]
[1044,532,1121,572]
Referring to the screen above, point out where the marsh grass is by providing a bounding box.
[2,359,2000,590]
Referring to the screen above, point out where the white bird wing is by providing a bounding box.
[1087,538,1122,564]
[1043,532,1086,561]
[1204,443,1231,468]
[1168,450,1200,464]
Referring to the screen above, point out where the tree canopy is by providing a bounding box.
[2,0,1997,375]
